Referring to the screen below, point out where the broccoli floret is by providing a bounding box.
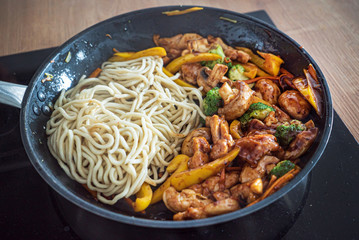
[203,87,222,116]
[202,45,225,69]
[228,64,249,81]
[239,102,275,126]
[270,160,296,178]
[274,120,306,146]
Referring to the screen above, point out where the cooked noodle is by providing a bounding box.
[46,56,205,204]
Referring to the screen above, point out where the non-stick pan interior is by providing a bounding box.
[20,6,332,227]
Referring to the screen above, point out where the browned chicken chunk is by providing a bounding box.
[206,115,234,160]
[188,137,211,169]
[218,81,254,121]
[246,119,276,136]
[153,33,203,60]
[186,38,211,53]
[173,198,240,220]
[235,134,280,167]
[163,187,212,213]
[189,171,240,197]
[239,156,280,183]
[218,82,238,105]
[180,63,203,85]
[181,127,212,157]
[207,35,250,63]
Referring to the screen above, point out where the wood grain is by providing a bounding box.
[1,0,358,142]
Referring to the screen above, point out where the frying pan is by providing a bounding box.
[0,6,332,240]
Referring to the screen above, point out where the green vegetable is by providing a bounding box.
[203,87,222,116]
[274,120,306,146]
[228,64,248,81]
[201,45,225,69]
[239,102,275,126]
[270,160,296,178]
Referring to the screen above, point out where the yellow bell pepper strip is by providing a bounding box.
[162,7,203,16]
[166,53,222,74]
[242,63,270,78]
[250,96,272,106]
[257,51,284,76]
[229,120,242,139]
[170,147,240,191]
[244,68,257,79]
[166,154,190,173]
[293,68,323,116]
[133,183,153,212]
[236,47,283,76]
[162,67,197,88]
[151,156,189,204]
[112,52,135,58]
[108,47,167,62]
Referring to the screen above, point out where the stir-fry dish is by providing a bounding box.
[47,32,322,221]
[149,33,322,220]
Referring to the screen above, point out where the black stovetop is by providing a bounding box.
[0,10,358,240]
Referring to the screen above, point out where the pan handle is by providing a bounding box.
[0,81,27,109]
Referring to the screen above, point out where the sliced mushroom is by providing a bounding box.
[278,90,311,120]
[197,64,228,93]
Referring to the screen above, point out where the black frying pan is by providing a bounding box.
[0,6,332,239]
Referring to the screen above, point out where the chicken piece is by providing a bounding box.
[263,111,278,127]
[246,119,276,136]
[212,191,232,201]
[218,82,239,105]
[207,35,250,63]
[163,187,212,213]
[173,198,240,220]
[273,105,291,123]
[230,178,263,204]
[204,171,240,196]
[218,81,254,121]
[208,64,228,86]
[278,90,312,120]
[239,156,280,183]
[263,105,292,128]
[153,33,204,60]
[235,134,280,167]
[180,63,203,85]
[189,171,240,197]
[197,64,228,93]
[188,137,211,169]
[206,115,234,160]
[254,79,281,105]
[181,127,211,157]
[284,127,318,159]
[187,38,211,53]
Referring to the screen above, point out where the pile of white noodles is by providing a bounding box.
[46,56,205,204]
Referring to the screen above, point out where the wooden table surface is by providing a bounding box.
[1,0,358,142]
